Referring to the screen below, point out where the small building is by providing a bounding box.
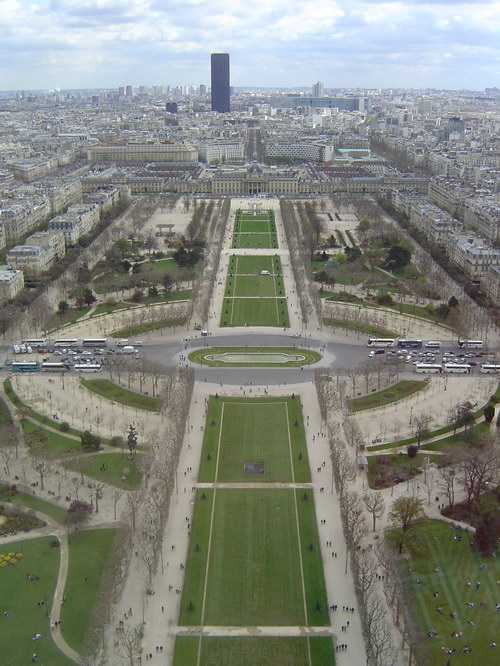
[0,266,24,301]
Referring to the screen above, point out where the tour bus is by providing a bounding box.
[366,338,396,348]
[41,362,70,372]
[425,341,441,349]
[415,363,443,374]
[480,364,500,374]
[53,339,79,347]
[11,361,39,373]
[457,340,484,349]
[82,338,108,347]
[397,339,423,349]
[74,363,102,373]
[22,338,46,348]
[443,363,471,374]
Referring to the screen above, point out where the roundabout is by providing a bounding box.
[188,346,321,367]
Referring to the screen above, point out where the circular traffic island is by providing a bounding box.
[188,346,321,367]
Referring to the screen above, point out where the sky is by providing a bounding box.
[0,0,499,91]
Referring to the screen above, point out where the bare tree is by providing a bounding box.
[136,530,156,584]
[413,414,432,448]
[363,492,385,531]
[30,450,55,490]
[437,457,458,508]
[90,481,105,513]
[343,416,364,452]
[115,623,144,666]
[126,492,144,531]
[111,488,125,520]
[341,490,368,551]
[330,438,356,498]
[459,436,499,507]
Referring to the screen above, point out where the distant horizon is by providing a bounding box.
[0,85,496,96]
[1,1,498,92]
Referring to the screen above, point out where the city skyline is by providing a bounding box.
[0,1,498,92]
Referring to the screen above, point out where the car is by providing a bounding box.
[290,333,301,338]
[106,350,115,355]
[53,350,62,355]
[465,353,475,358]
[82,350,92,355]
[468,361,477,366]
[443,352,454,357]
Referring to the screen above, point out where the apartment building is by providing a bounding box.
[87,143,197,163]
[25,230,66,258]
[6,244,56,274]
[0,196,51,241]
[0,267,24,301]
[265,142,334,162]
[199,142,245,164]
[445,232,500,280]
[6,156,59,182]
[42,179,83,214]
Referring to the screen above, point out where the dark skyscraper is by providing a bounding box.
[211,53,230,113]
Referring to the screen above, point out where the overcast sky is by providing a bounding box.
[1,0,499,91]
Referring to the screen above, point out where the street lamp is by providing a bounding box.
[409,406,413,426]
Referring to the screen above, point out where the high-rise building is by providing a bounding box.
[312,81,324,98]
[125,85,133,97]
[211,53,230,113]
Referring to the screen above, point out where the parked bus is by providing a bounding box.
[425,341,441,349]
[397,339,423,349]
[21,338,46,348]
[415,363,443,374]
[74,363,102,373]
[41,362,70,372]
[480,364,500,374]
[457,340,484,349]
[53,339,79,347]
[444,363,471,374]
[82,338,108,347]
[11,361,39,373]
[367,338,395,348]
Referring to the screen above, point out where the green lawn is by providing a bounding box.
[81,379,162,411]
[142,257,176,273]
[45,307,91,331]
[110,315,187,337]
[232,233,278,249]
[348,380,427,411]
[198,397,310,483]
[323,317,398,338]
[228,255,282,275]
[180,488,328,627]
[15,493,68,524]
[65,452,143,490]
[0,395,13,426]
[0,536,71,665]
[234,220,276,233]
[401,520,500,665]
[221,297,289,327]
[326,262,370,285]
[174,636,335,666]
[21,419,81,455]
[189,346,321,368]
[225,274,285,298]
[60,529,118,652]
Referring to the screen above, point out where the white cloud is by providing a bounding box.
[0,0,498,89]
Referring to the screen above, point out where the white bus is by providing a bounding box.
[457,340,484,349]
[82,338,108,347]
[415,363,443,374]
[74,363,102,373]
[444,363,471,374]
[41,362,70,372]
[22,338,46,348]
[480,364,500,374]
[367,338,395,348]
[53,339,79,347]
[425,341,441,349]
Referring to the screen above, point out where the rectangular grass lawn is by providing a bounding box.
[225,274,285,298]
[0,537,71,665]
[198,397,310,484]
[229,255,282,275]
[174,636,335,666]
[221,297,289,327]
[232,233,278,249]
[181,489,308,626]
[235,220,275,233]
